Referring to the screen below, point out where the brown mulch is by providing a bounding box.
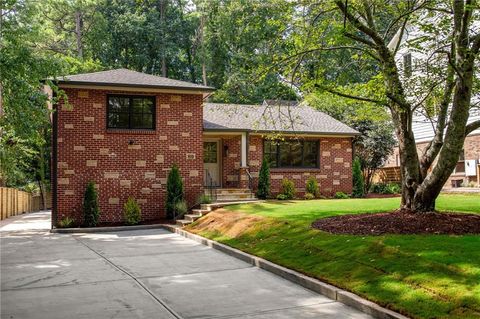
[312,209,480,235]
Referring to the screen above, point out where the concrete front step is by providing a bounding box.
[205,188,253,195]
[176,219,192,227]
[215,194,257,201]
[184,214,202,221]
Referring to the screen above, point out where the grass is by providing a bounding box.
[187,194,480,319]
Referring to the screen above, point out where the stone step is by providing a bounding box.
[184,214,202,221]
[214,198,259,203]
[215,193,257,200]
[176,219,192,227]
[192,209,211,216]
[205,188,253,195]
[200,204,212,211]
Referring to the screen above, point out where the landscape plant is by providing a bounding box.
[280,178,296,200]
[305,176,319,197]
[83,181,99,227]
[166,164,183,219]
[256,158,271,199]
[175,200,188,217]
[352,157,364,198]
[123,197,141,225]
[198,193,212,204]
[58,216,75,228]
[334,192,349,199]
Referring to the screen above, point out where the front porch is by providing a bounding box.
[203,132,256,201]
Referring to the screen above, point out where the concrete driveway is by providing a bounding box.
[1,212,372,319]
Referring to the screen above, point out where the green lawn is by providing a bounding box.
[187,194,480,319]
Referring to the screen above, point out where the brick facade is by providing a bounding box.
[215,135,354,196]
[55,88,204,225]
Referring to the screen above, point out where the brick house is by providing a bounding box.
[51,69,358,226]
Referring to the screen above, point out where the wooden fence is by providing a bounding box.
[372,167,402,184]
[0,187,51,220]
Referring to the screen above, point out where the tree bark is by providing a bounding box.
[75,10,83,59]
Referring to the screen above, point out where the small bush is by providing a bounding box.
[352,157,365,198]
[257,158,271,199]
[58,216,75,228]
[370,183,401,194]
[83,181,100,227]
[334,192,350,199]
[276,194,288,200]
[280,178,296,199]
[198,193,212,204]
[305,176,319,197]
[304,192,315,200]
[175,200,188,216]
[123,197,141,225]
[166,164,184,219]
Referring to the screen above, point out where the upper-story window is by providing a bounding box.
[263,139,319,168]
[107,95,155,130]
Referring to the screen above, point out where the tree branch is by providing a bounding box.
[466,120,480,135]
[315,84,387,105]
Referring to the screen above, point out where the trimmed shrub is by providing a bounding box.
[276,194,288,200]
[175,200,188,216]
[123,197,141,225]
[166,164,184,219]
[334,192,350,199]
[257,158,271,199]
[304,192,315,200]
[305,176,319,197]
[83,181,100,227]
[370,182,401,194]
[58,216,74,228]
[352,157,365,198]
[198,193,212,204]
[280,178,296,199]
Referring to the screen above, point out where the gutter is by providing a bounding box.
[203,128,361,137]
[51,91,58,229]
[54,80,215,93]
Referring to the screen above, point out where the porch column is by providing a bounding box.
[241,132,248,168]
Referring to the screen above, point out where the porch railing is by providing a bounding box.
[245,168,253,191]
[204,169,217,201]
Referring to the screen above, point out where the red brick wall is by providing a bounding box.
[247,136,353,197]
[55,88,204,225]
[222,136,241,187]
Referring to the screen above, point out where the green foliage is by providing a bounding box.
[58,216,75,228]
[256,158,271,199]
[280,178,296,200]
[175,200,188,216]
[304,193,315,200]
[305,176,319,197]
[352,157,365,198]
[276,194,288,200]
[123,197,141,225]
[166,164,183,219]
[334,192,350,199]
[198,193,212,204]
[371,183,401,195]
[83,181,99,227]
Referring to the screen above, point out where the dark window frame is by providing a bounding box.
[106,94,156,130]
[263,139,320,169]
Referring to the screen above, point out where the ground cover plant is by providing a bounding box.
[187,194,480,319]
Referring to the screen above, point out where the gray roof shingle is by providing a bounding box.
[57,68,215,91]
[203,103,359,136]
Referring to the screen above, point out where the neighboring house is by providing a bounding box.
[383,112,480,187]
[51,69,358,226]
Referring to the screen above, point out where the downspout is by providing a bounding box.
[51,90,58,229]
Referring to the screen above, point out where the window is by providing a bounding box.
[204,142,218,163]
[107,95,155,129]
[454,150,465,174]
[263,139,319,168]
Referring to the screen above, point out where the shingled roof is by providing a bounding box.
[203,102,359,136]
[56,68,215,92]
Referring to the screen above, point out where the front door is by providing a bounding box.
[204,140,220,187]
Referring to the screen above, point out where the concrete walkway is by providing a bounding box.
[1,211,372,319]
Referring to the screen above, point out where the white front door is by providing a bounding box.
[204,140,220,187]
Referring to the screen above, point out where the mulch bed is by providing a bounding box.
[312,209,480,235]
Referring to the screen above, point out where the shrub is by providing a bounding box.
[276,194,288,200]
[123,197,141,225]
[166,164,184,219]
[304,192,315,200]
[334,192,350,199]
[198,193,212,204]
[386,183,401,194]
[58,216,75,228]
[352,157,365,198]
[305,176,319,197]
[370,183,401,194]
[280,178,296,199]
[83,181,100,227]
[257,158,271,199]
[175,200,188,216]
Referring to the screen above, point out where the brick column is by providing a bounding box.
[239,167,249,189]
